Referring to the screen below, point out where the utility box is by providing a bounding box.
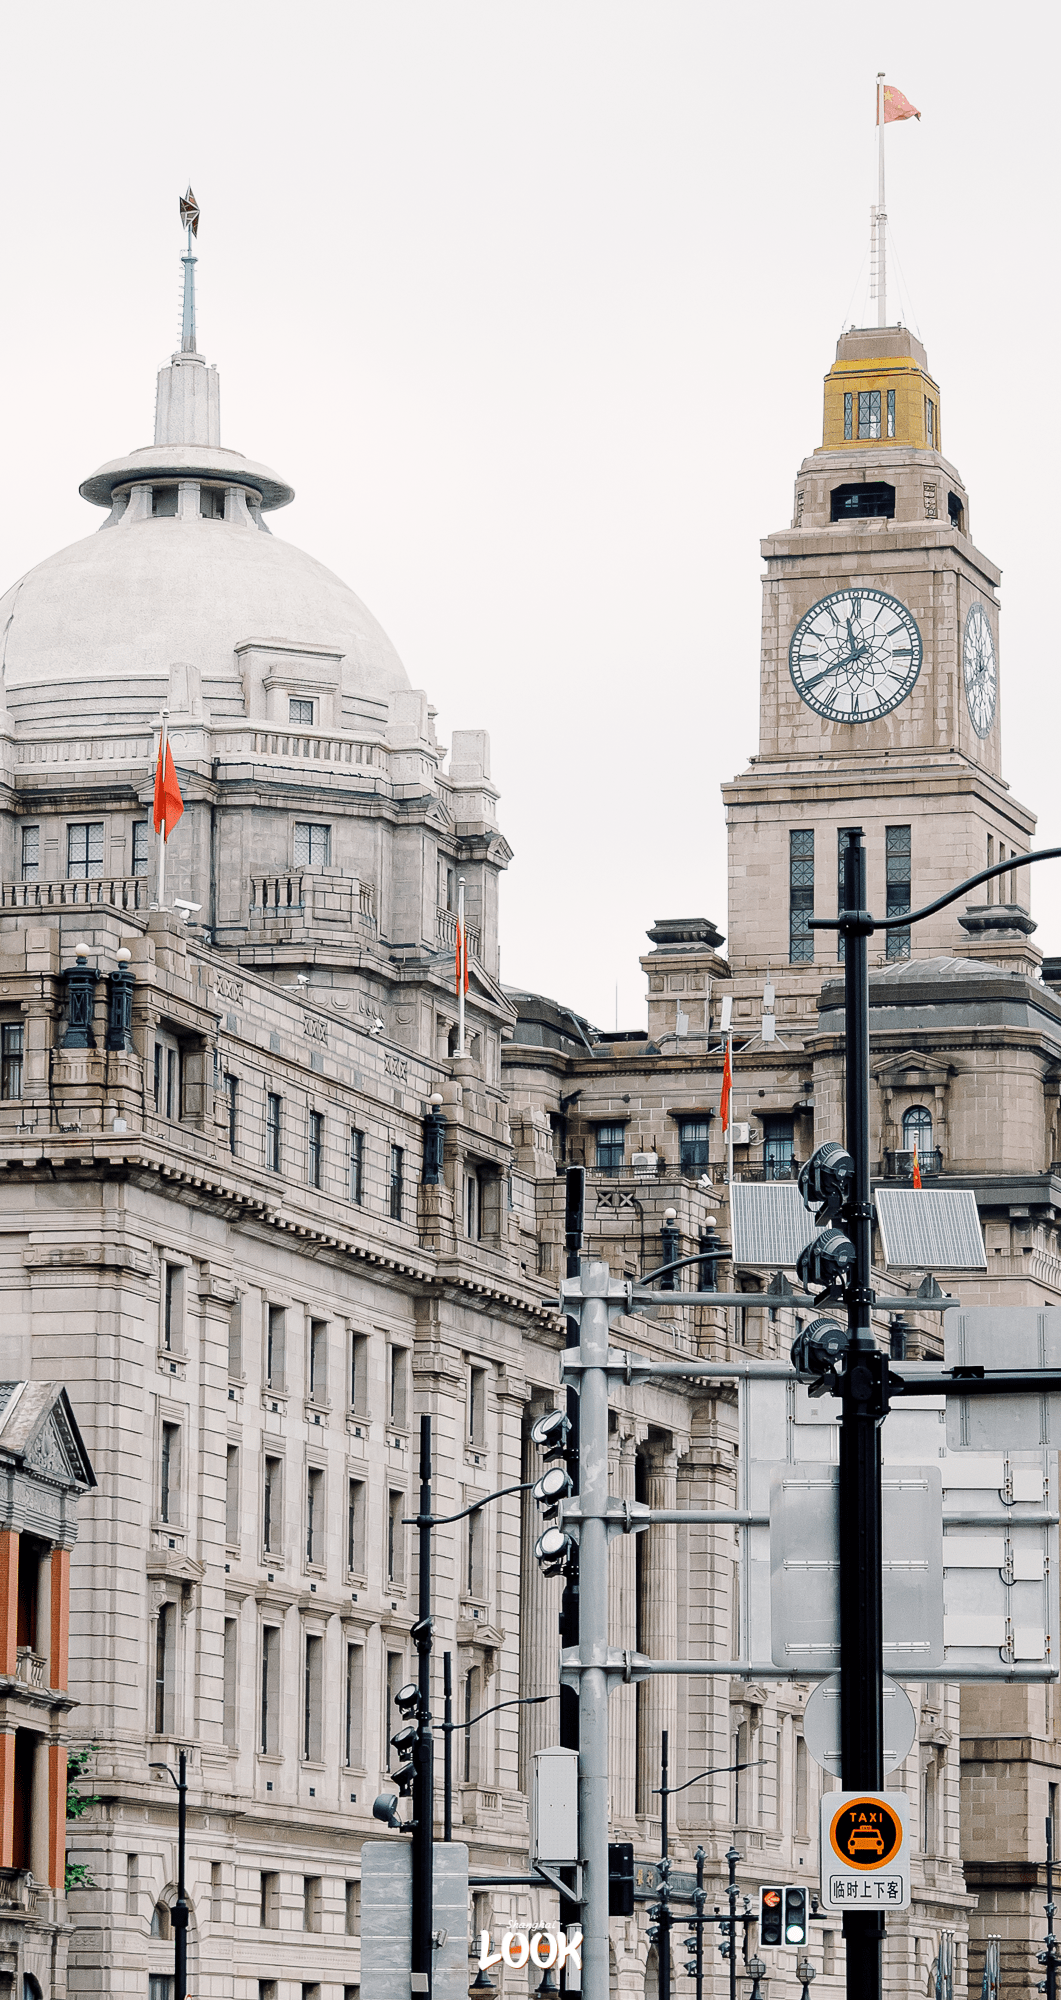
[532,1745,579,1864]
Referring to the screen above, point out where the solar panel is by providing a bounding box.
[729,1181,820,1267]
[874,1188,986,1272]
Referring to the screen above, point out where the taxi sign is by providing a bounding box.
[819,1791,909,1911]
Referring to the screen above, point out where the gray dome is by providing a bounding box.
[0,513,411,733]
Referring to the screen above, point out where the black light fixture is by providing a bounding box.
[534,1525,576,1578]
[533,1465,572,1519]
[790,1315,850,1391]
[372,1790,403,1829]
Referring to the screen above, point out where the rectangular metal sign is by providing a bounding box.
[361,1840,470,2000]
[945,1308,1061,1450]
[769,1464,944,1672]
[820,1792,909,1911]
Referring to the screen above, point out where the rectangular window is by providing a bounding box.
[350,1331,368,1413]
[163,1263,182,1352]
[154,1043,163,1113]
[345,1878,361,1936]
[306,1467,324,1565]
[303,1873,322,1931]
[223,1618,237,1747]
[466,1509,484,1598]
[308,1319,327,1403]
[465,1167,482,1240]
[349,1127,364,1203]
[843,391,853,440]
[925,395,935,446]
[389,1347,408,1428]
[225,1445,240,1545]
[160,1423,180,1524]
[149,1978,173,2000]
[858,389,881,439]
[887,387,896,438]
[293,821,331,866]
[389,1143,404,1220]
[885,824,912,961]
[387,1489,406,1586]
[678,1116,710,1177]
[266,1305,286,1390]
[289,698,314,726]
[795,1733,808,1837]
[347,1478,367,1574]
[468,1366,487,1447]
[228,1298,243,1379]
[67,821,104,879]
[464,1666,481,1784]
[261,1627,280,1754]
[0,1024,23,1101]
[260,1871,279,1928]
[225,1074,238,1154]
[263,1456,282,1554]
[132,820,150,876]
[167,1048,177,1121]
[763,1115,795,1180]
[266,1093,282,1172]
[789,828,814,964]
[20,826,39,882]
[303,1641,323,1762]
[308,1110,323,1188]
[154,1602,173,1734]
[595,1123,625,1172]
[345,1646,364,1768]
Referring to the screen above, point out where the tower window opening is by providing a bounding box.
[843,392,853,440]
[293,821,331,867]
[289,698,314,726]
[830,482,895,522]
[132,820,149,876]
[857,389,881,439]
[67,822,104,879]
[925,396,936,447]
[902,1105,933,1154]
[763,1115,795,1180]
[789,829,814,964]
[948,491,965,532]
[20,826,39,882]
[151,486,178,518]
[887,388,896,437]
[200,487,225,520]
[885,824,912,960]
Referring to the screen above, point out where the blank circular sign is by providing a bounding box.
[803,1674,916,1778]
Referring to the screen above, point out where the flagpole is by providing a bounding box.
[457,876,466,1057]
[726,1032,734,1186]
[877,72,887,327]
[157,709,168,911]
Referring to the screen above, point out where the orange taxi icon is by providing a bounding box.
[847,1827,885,1858]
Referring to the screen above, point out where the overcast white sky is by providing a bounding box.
[0,3,1056,1027]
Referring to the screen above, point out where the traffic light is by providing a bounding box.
[759,1885,783,1947]
[797,1141,858,1301]
[790,1314,850,1392]
[783,1886,807,1946]
[608,1841,634,1917]
[534,1523,577,1578]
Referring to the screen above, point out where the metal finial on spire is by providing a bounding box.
[179,186,200,354]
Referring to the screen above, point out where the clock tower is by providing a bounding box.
[723,323,1035,990]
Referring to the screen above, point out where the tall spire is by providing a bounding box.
[179,186,200,354]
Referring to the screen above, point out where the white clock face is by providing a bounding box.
[789,588,923,723]
[963,602,997,738]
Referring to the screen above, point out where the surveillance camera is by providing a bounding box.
[296,974,309,987]
[172,898,201,912]
[370,1016,385,1035]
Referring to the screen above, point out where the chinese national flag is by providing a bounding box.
[912,1145,922,1189]
[720,1039,732,1133]
[879,83,921,123]
[153,737,184,839]
[454,920,468,995]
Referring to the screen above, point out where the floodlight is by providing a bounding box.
[796,1228,857,1299]
[534,1526,576,1577]
[790,1316,849,1389]
[798,1142,855,1225]
[372,1791,403,1829]
[533,1466,572,1514]
[530,1408,568,1449]
[394,1681,421,1715]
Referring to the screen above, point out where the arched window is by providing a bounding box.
[150,1900,171,1939]
[902,1106,933,1153]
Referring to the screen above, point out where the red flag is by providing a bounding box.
[878,83,921,124]
[720,1038,732,1133]
[454,920,468,995]
[153,736,184,839]
[912,1145,922,1189]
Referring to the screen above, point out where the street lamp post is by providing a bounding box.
[149,1750,188,2000]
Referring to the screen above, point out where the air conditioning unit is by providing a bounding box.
[730,1122,752,1146]
[631,1151,659,1181]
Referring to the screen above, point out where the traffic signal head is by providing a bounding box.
[783,1885,808,1945]
[608,1841,635,1917]
[534,1525,576,1578]
[798,1141,855,1225]
[790,1315,849,1390]
[796,1226,857,1301]
[533,1465,572,1520]
[530,1407,569,1462]
[758,1885,783,1948]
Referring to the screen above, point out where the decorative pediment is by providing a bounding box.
[872,1050,952,1091]
[0,1383,96,1493]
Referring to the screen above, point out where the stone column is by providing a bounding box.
[0,1731,13,1867]
[47,1741,66,1888]
[30,1734,50,1882]
[637,1441,678,1816]
[609,1423,638,1829]
[0,1530,17,1674]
